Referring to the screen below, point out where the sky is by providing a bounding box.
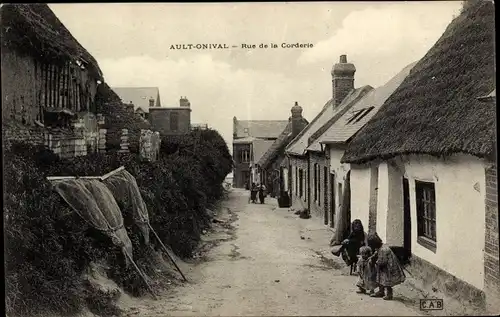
[50,2,463,152]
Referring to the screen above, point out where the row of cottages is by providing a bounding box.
[232,117,288,189]
[1,4,105,157]
[257,103,309,201]
[284,55,372,218]
[340,1,498,311]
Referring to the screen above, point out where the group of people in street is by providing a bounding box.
[332,219,406,300]
[249,182,266,204]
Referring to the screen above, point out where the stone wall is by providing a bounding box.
[484,164,500,313]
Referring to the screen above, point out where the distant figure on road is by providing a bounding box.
[249,183,257,203]
[258,184,266,204]
[367,231,406,300]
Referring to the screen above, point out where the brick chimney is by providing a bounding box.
[233,116,237,138]
[331,54,356,107]
[180,96,190,107]
[149,97,155,107]
[290,101,304,137]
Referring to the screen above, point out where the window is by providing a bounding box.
[416,180,437,252]
[346,106,375,125]
[240,149,250,163]
[346,109,365,124]
[170,112,179,131]
[354,106,375,123]
[299,169,304,197]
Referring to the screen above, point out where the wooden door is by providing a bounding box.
[330,173,336,227]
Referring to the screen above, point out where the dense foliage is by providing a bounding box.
[4,129,232,316]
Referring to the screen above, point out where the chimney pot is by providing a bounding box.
[340,55,347,63]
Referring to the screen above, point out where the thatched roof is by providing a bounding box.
[286,87,372,156]
[311,62,416,151]
[342,0,495,164]
[1,4,102,78]
[258,118,308,169]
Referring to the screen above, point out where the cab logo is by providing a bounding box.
[420,299,444,311]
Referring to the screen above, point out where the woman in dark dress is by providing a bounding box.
[332,219,367,274]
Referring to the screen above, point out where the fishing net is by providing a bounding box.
[51,178,133,266]
[103,169,150,245]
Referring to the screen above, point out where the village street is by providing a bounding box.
[120,189,424,316]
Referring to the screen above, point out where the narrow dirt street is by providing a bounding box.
[120,189,422,316]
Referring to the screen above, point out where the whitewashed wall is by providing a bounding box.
[403,154,486,290]
[350,167,371,228]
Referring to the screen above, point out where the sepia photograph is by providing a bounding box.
[1,1,497,316]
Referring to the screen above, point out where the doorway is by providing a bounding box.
[403,177,411,253]
[338,182,343,225]
[330,173,336,227]
[323,167,329,225]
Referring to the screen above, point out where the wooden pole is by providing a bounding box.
[123,248,158,300]
[148,223,188,282]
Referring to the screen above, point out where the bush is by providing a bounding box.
[4,128,232,316]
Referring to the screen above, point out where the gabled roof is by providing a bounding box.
[234,120,289,139]
[252,139,275,163]
[258,118,308,168]
[286,86,373,156]
[112,87,161,113]
[342,0,495,164]
[1,4,102,79]
[311,62,417,152]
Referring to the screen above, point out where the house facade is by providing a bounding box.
[258,102,308,201]
[341,1,498,311]
[316,61,416,243]
[1,4,105,158]
[148,97,192,136]
[232,117,288,188]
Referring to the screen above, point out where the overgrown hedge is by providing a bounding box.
[4,128,232,316]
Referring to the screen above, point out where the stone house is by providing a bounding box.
[148,97,192,137]
[257,102,308,201]
[285,55,371,218]
[341,1,498,312]
[315,61,416,243]
[232,117,288,188]
[112,87,161,120]
[1,4,105,157]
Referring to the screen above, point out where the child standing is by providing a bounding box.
[367,232,406,300]
[356,246,378,295]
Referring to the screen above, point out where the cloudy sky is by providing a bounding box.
[50,2,462,151]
